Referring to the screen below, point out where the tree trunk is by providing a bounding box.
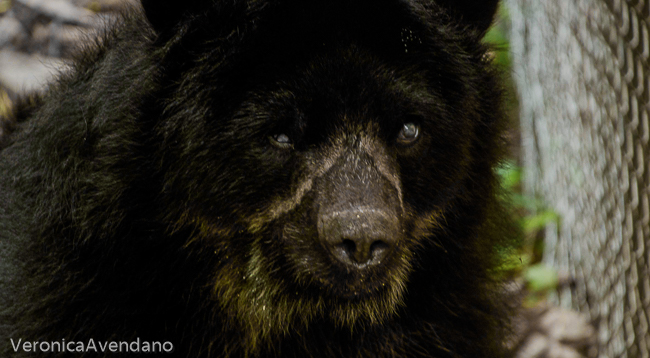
[508,0,650,357]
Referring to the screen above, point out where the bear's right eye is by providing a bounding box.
[396,123,420,145]
[269,133,293,149]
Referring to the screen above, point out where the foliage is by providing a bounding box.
[0,90,11,118]
[485,5,561,298]
[0,0,10,14]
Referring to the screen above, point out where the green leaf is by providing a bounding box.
[522,210,559,234]
[524,264,558,292]
[496,161,521,190]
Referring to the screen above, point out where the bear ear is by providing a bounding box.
[141,0,204,33]
[436,0,500,35]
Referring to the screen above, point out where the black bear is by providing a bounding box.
[0,0,513,357]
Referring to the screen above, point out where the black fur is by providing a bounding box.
[0,0,513,357]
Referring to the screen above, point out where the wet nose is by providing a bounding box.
[318,207,398,268]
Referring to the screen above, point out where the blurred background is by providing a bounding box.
[0,1,648,357]
[505,1,649,357]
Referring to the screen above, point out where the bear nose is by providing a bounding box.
[318,208,398,268]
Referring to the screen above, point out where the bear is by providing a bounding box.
[0,0,513,357]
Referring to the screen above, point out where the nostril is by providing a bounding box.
[369,240,389,261]
[333,238,390,266]
[335,239,357,259]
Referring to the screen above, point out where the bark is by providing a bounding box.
[508,0,650,357]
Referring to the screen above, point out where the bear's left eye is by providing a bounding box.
[396,123,420,145]
[269,133,293,149]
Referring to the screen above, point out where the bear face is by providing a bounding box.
[155,0,501,339]
[0,0,511,357]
